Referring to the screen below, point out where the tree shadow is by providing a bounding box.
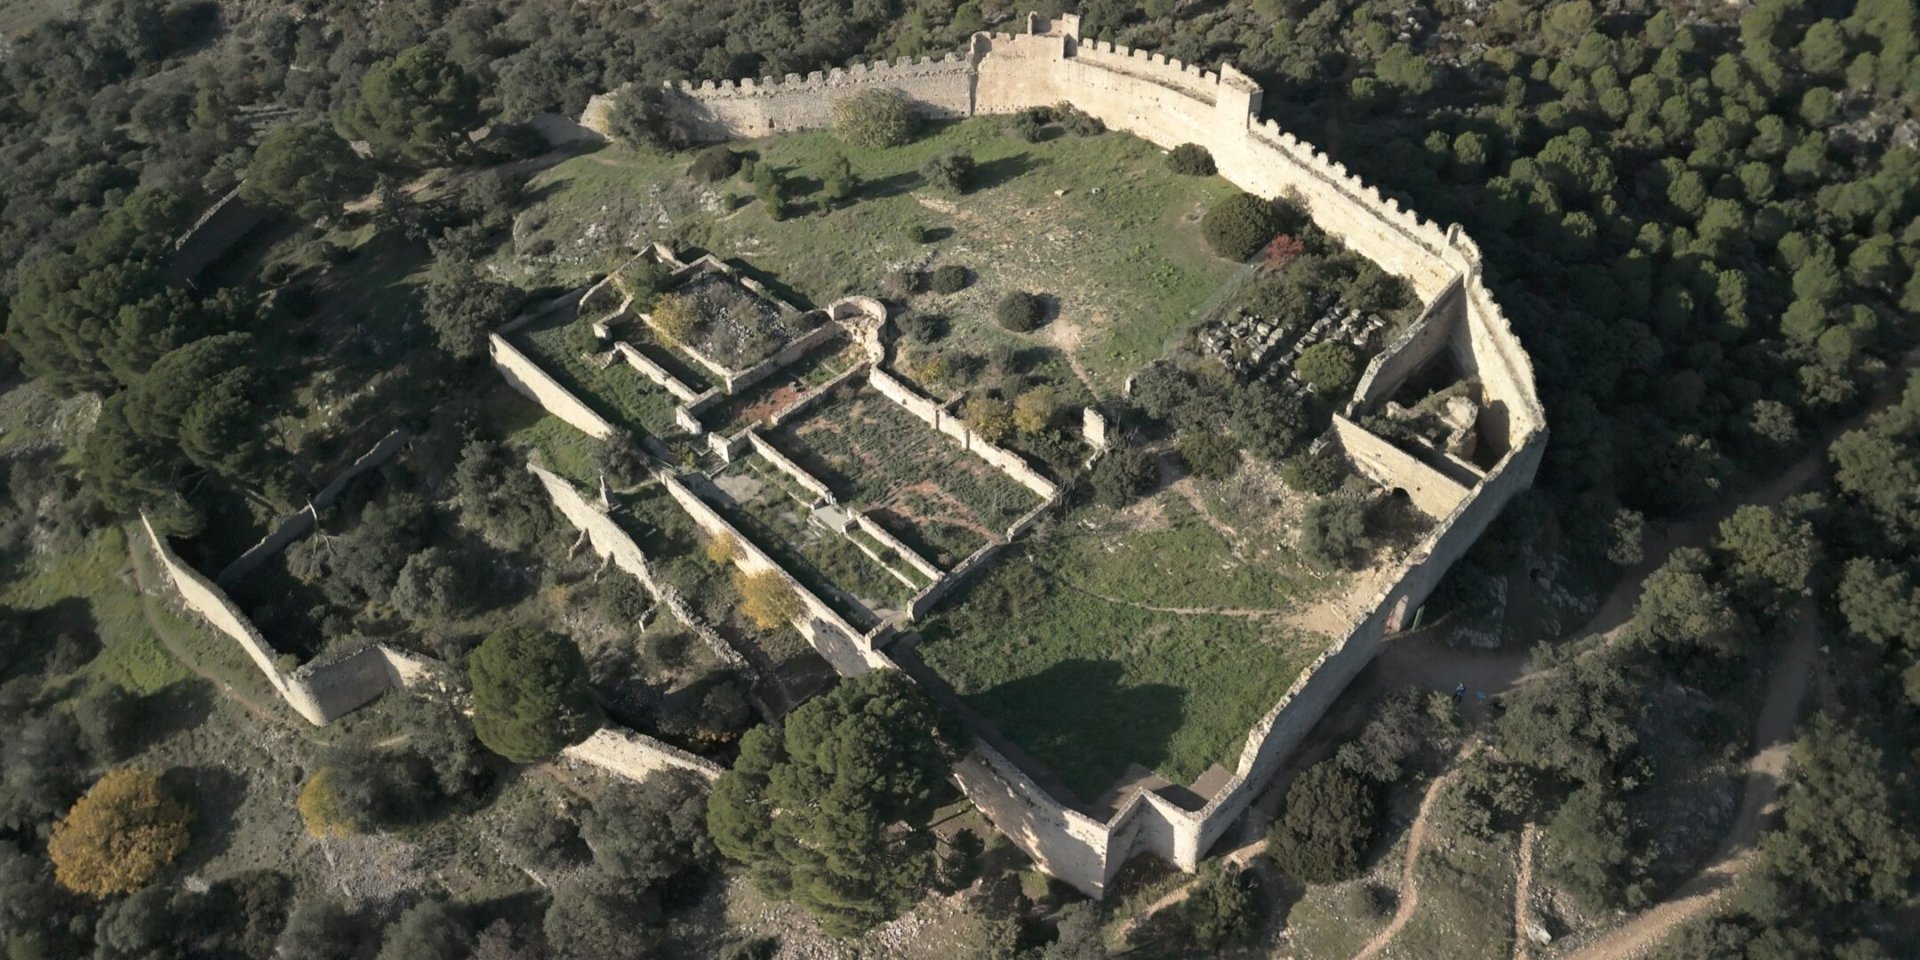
[863,170,924,202]
[163,764,250,877]
[971,153,1039,192]
[979,658,1185,805]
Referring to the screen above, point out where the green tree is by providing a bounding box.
[243,124,366,219]
[831,88,919,148]
[1301,498,1367,569]
[1836,559,1920,652]
[1230,381,1307,460]
[1268,761,1377,883]
[921,150,977,194]
[1496,654,1640,783]
[1294,341,1361,396]
[544,881,659,960]
[1716,505,1815,609]
[1547,783,1647,911]
[423,256,524,360]
[1634,547,1746,655]
[390,547,474,622]
[1202,192,1282,260]
[336,45,483,165]
[994,290,1046,331]
[706,670,964,935]
[375,900,471,960]
[1747,716,1918,917]
[468,627,601,763]
[1182,865,1259,949]
[1090,443,1157,508]
[579,771,713,888]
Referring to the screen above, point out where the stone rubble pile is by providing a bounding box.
[1201,298,1388,391]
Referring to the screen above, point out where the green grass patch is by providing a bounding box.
[490,388,603,486]
[517,118,1242,394]
[3,527,189,694]
[3,526,273,703]
[918,496,1328,801]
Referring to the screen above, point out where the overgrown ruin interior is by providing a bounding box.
[138,12,1543,900]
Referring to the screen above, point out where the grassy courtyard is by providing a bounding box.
[917,494,1329,802]
[511,115,1242,395]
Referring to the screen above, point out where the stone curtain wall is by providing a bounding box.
[490,333,618,440]
[646,55,975,142]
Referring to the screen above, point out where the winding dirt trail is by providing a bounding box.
[1554,604,1818,960]
[1353,745,1479,960]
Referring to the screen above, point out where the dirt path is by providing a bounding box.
[1056,578,1290,621]
[1353,745,1479,960]
[1513,823,1540,960]
[1117,836,1269,941]
[1555,605,1817,960]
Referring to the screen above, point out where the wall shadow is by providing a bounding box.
[977,658,1184,805]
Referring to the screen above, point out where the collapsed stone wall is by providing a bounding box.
[141,511,729,784]
[217,430,410,585]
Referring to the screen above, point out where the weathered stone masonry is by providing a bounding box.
[579,12,1548,898]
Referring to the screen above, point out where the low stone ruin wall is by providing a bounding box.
[724,321,843,394]
[527,463,752,670]
[867,367,1058,499]
[852,511,943,581]
[564,727,726,781]
[746,431,835,503]
[659,473,894,670]
[614,342,705,403]
[490,333,617,441]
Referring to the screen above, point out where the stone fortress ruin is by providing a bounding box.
[139,11,1543,902]
[579,10,1547,897]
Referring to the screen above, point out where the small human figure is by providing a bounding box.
[1452,682,1466,705]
